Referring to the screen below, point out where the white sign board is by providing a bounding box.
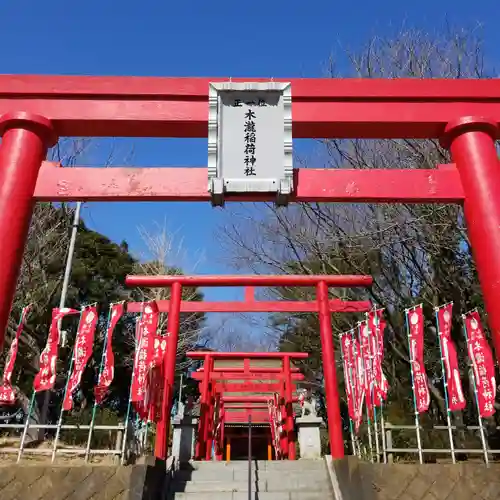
[208,82,293,206]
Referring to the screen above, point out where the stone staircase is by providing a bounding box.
[168,459,334,499]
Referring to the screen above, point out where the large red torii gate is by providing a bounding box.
[0,75,499,459]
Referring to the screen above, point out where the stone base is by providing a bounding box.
[171,416,198,463]
[296,416,323,459]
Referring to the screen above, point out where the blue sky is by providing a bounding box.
[1,0,499,340]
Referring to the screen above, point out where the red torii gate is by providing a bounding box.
[192,372,303,460]
[187,351,307,461]
[127,274,370,460]
[0,75,499,459]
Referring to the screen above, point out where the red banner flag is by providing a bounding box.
[359,320,374,417]
[378,317,389,400]
[407,306,430,413]
[63,306,99,411]
[368,309,389,406]
[437,304,466,411]
[149,334,168,422]
[94,303,124,404]
[0,306,32,404]
[464,311,496,418]
[351,334,365,433]
[131,302,159,419]
[34,307,80,392]
[131,302,167,420]
[268,393,283,458]
[340,333,356,421]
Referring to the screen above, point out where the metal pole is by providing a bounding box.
[405,307,424,464]
[366,313,381,463]
[51,308,84,463]
[373,311,388,464]
[85,303,114,463]
[380,401,387,464]
[365,408,374,463]
[339,331,358,457]
[178,373,184,407]
[121,315,142,465]
[60,202,82,345]
[357,322,374,463]
[248,414,252,500]
[462,315,489,466]
[39,202,82,440]
[348,329,362,458]
[434,306,456,464]
[17,392,36,462]
[373,409,380,463]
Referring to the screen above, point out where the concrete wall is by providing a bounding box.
[331,457,500,500]
[0,461,170,500]
[4,458,500,500]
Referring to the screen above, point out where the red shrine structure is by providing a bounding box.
[126,274,372,460]
[187,351,308,461]
[0,75,499,462]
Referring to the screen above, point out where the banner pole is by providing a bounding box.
[374,309,387,464]
[85,303,115,463]
[349,329,362,457]
[51,307,85,463]
[357,322,373,463]
[434,305,456,464]
[339,332,358,456]
[405,307,423,464]
[16,391,36,462]
[367,313,381,463]
[380,401,387,463]
[121,314,142,465]
[462,315,489,466]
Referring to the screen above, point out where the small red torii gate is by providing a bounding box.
[0,75,499,460]
[187,351,307,461]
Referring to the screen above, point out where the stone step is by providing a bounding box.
[172,492,330,500]
[172,478,331,493]
[176,470,328,483]
[182,459,326,472]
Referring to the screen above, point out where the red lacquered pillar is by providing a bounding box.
[440,117,500,360]
[283,355,296,459]
[0,112,57,349]
[217,399,225,461]
[154,281,182,460]
[196,354,213,459]
[279,382,287,458]
[317,281,344,459]
[205,379,216,461]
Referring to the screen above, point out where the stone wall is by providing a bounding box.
[0,461,170,500]
[331,457,500,500]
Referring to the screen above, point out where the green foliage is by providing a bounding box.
[1,203,205,444]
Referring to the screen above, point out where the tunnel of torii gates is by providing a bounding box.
[185,351,309,462]
[0,75,499,460]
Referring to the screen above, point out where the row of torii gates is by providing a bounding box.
[0,75,499,461]
[187,350,308,462]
